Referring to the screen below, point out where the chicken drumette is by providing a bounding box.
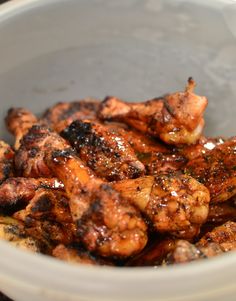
[113,173,210,238]
[99,79,208,145]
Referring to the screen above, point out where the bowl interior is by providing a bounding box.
[0,0,236,142]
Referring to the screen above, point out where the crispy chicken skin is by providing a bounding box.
[0,141,14,184]
[99,79,208,145]
[185,137,236,203]
[0,177,63,210]
[42,99,100,132]
[164,221,236,264]
[113,173,210,238]
[14,124,147,257]
[61,120,145,181]
[5,108,38,150]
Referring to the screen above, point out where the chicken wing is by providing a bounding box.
[113,173,210,238]
[61,120,145,180]
[106,124,187,174]
[99,79,208,145]
[164,221,236,264]
[0,141,14,184]
[185,137,236,202]
[5,108,38,150]
[42,99,99,133]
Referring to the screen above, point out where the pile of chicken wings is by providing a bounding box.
[0,79,235,267]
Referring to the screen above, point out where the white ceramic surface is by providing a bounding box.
[0,0,236,300]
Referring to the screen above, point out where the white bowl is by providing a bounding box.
[0,0,236,300]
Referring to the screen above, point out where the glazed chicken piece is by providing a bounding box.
[207,199,236,224]
[61,120,145,181]
[0,141,14,184]
[5,108,38,150]
[106,124,187,174]
[99,79,208,145]
[185,137,236,202]
[15,125,147,258]
[0,215,42,253]
[0,177,63,211]
[13,189,72,224]
[52,244,113,266]
[198,221,236,252]
[14,125,72,178]
[113,173,210,238]
[42,99,100,133]
[164,221,236,264]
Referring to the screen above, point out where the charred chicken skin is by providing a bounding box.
[99,79,208,145]
[113,173,210,238]
[42,99,100,133]
[61,120,145,181]
[185,137,236,203]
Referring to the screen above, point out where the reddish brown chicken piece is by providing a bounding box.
[99,79,208,145]
[113,173,210,238]
[185,137,236,203]
[61,120,145,181]
[164,221,236,264]
[13,189,76,247]
[0,141,14,184]
[15,125,71,178]
[13,189,72,224]
[48,149,148,258]
[198,221,236,252]
[106,124,187,174]
[5,108,38,150]
[15,124,147,258]
[0,177,64,210]
[42,99,100,133]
